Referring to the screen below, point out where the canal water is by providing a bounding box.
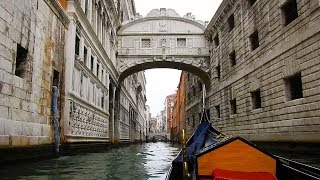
[0,142,180,180]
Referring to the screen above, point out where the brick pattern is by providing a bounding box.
[0,0,66,146]
[186,0,320,142]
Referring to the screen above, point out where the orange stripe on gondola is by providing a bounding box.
[197,139,276,176]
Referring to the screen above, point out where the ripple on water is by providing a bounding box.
[0,142,180,180]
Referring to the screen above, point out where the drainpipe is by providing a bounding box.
[52,86,60,154]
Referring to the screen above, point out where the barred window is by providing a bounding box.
[177,38,186,47]
[282,0,298,26]
[141,39,151,47]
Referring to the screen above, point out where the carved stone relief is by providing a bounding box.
[69,100,109,138]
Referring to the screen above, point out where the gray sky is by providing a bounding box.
[135,0,223,117]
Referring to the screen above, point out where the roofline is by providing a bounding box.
[118,16,206,34]
[204,0,233,38]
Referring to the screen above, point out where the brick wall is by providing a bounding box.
[0,0,68,146]
[201,0,320,142]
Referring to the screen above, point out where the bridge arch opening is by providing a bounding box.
[118,61,211,90]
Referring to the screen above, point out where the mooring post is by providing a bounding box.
[52,86,60,154]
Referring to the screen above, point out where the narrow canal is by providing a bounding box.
[0,142,180,180]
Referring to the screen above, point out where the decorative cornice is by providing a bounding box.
[119,32,205,36]
[44,0,70,28]
[118,16,206,34]
[68,91,110,117]
[204,0,237,38]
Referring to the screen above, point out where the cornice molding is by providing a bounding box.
[118,16,206,34]
[44,0,70,28]
[204,0,237,39]
[68,91,110,117]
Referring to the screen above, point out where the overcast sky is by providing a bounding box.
[135,0,223,117]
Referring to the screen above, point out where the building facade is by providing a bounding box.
[186,0,320,142]
[0,0,68,147]
[63,0,147,143]
[171,72,187,141]
[0,0,148,150]
[165,93,176,133]
[62,0,121,143]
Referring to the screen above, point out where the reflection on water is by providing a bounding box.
[0,142,180,180]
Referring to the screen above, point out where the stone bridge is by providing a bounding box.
[149,131,170,141]
[116,8,211,89]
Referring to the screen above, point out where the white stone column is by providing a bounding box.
[62,18,77,136]
[87,0,92,21]
[81,0,85,11]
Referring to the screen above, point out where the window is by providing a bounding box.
[192,115,195,127]
[228,14,235,32]
[198,81,202,92]
[251,89,262,109]
[230,98,237,115]
[187,117,190,126]
[96,63,100,77]
[206,109,211,120]
[192,86,196,96]
[101,69,104,80]
[83,46,87,65]
[215,105,221,118]
[284,73,303,101]
[15,44,28,78]
[248,0,257,6]
[282,0,298,26]
[90,56,94,71]
[75,35,80,56]
[84,0,88,15]
[177,38,186,47]
[141,38,151,47]
[229,50,236,67]
[101,95,104,109]
[250,30,259,51]
[216,65,221,80]
[214,34,219,47]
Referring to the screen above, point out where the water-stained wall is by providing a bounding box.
[0,0,68,146]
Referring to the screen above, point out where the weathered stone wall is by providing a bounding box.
[185,73,205,138]
[202,0,320,142]
[0,0,68,146]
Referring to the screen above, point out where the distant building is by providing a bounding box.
[164,94,176,133]
[149,117,157,134]
[172,72,187,141]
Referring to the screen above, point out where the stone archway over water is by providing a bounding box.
[116,8,211,88]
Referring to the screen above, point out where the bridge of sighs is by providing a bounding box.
[116,8,211,88]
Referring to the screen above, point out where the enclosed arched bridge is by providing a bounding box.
[117,8,211,88]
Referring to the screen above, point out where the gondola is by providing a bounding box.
[166,110,320,180]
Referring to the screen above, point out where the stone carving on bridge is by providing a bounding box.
[159,20,167,32]
[117,57,210,74]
